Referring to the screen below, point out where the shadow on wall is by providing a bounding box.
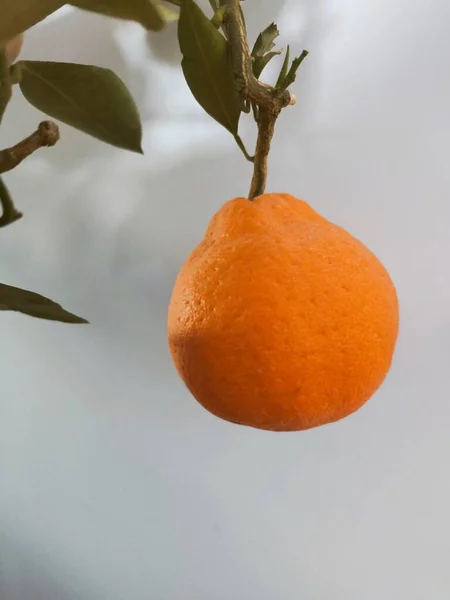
[3,2,450,600]
[0,534,73,600]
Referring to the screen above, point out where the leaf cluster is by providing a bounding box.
[0,0,179,324]
[177,0,308,161]
[0,0,307,325]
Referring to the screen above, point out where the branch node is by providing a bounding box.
[223,0,300,199]
[38,120,60,146]
[0,120,60,175]
[0,120,61,228]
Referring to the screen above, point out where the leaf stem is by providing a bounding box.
[223,0,296,199]
[0,177,21,228]
[0,120,60,175]
[234,134,254,162]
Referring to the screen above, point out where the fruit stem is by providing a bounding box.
[249,108,274,198]
[223,0,294,200]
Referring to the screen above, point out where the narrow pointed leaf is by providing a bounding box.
[0,0,64,44]
[178,0,241,135]
[0,283,88,323]
[276,45,290,88]
[253,50,281,79]
[70,0,165,31]
[251,23,279,58]
[279,50,309,91]
[18,61,143,152]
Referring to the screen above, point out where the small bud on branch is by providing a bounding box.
[0,121,60,228]
[0,120,60,175]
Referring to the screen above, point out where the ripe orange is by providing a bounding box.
[168,193,399,432]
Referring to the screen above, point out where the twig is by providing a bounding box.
[0,120,60,175]
[0,121,60,228]
[223,0,296,199]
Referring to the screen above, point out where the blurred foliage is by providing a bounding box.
[70,0,175,31]
[0,0,64,44]
[0,0,307,324]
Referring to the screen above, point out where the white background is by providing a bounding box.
[1,0,449,598]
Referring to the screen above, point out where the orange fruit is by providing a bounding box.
[168,193,399,432]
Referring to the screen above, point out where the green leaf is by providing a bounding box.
[211,6,226,29]
[279,50,309,91]
[251,23,279,58]
[253,50,281,80]
[155,4,179,23]
[0,0,64,44]
[251,23,281,79]
[70,0,166,31]
[0,283,88,323]
[18,61,143,153]
[178,0,241,135]
[275,44,290,88]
